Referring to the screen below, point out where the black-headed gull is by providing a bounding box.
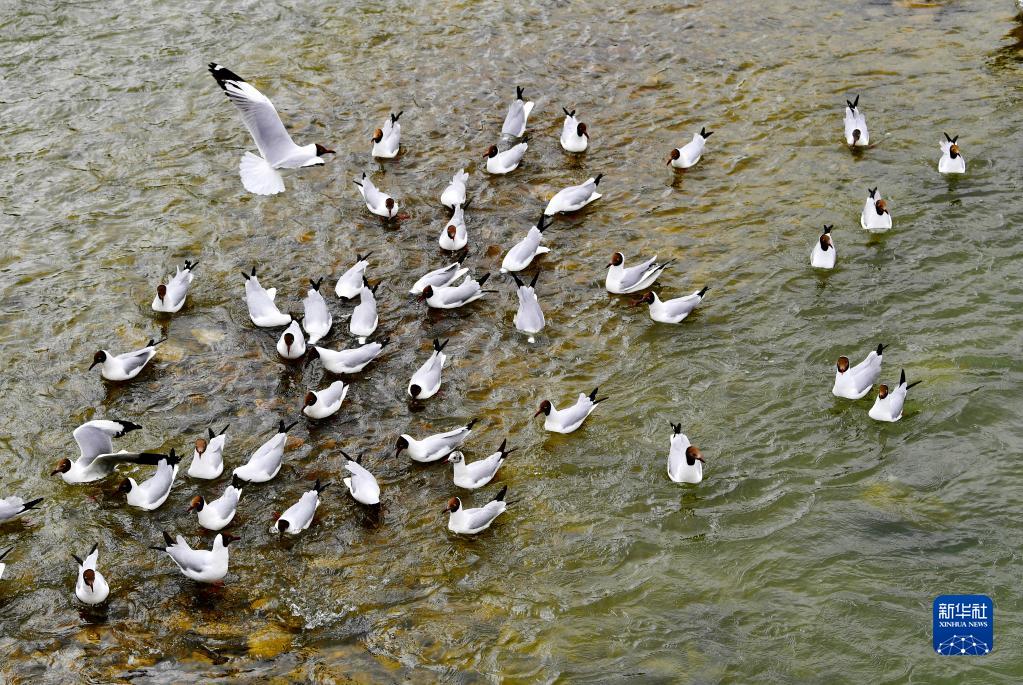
[844,95,868,146]
[811,225,835,269]
[118,450,181,511]
[90,337,164,381]
[52,419,166,484]
[307,338,389,374]
[485,143,528,175]
[410,253,469,294]
[501,212,551,273]
[534,387,606,433]
[422,273,490,309]
[439,203,468,251]
[72,543,109,605]
[342,451,380,505]
[633,287,708,324]
[303,380,349,419]
[605,252,673,294]
[0,492,43,523]
[869,369,922,422]
[396,419,476,463]
[277,319,306,360]
[938,133,966,174]
[208,63,334,196]
[860,187,892,231]
[151,531,238,583]
[232,420,298,483]
[408,338,449,400]
[152,260,197,313]
[350,279,380,342]
[188,475,244,531]
[0,546,11,580]
[666,423,704,484]
[274,479,328,535]
[336,253,372,299]
[544,174,602,215]
[242,267,292,327]
[445,485,508,534]
[302,278,332,344]
[371,111,402,158]
[668,127,712,169]
[189,424,229,480]
[354,172,398,218]
[501,86,534,137]
[448,438,515,490]
[560,108,588,153]
[441,169,469,208]
[833,344,886,399]
[511,271,545,342]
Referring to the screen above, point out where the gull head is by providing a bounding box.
[686,446,705,464]
[836,356,850,373]
[533,399,552,418]
[878,384,889,399]
[304,391,317,408]
[187,495,205,513]
[89,350,107,370]
[156,283,167,302]
[395,435,410,457]
[607,252,624,268]
[577,122,588,138]
[372,128,383,143]
[667,148,680,166]
[194,437,207,455]
[484,144,498,159]
[51,458,72,476]
[82,568,96,590]
[444,496,462,514]
[447,452,464,464]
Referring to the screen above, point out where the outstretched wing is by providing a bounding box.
[209,64,298,165]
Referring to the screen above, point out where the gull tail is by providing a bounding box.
[240,152,285,196]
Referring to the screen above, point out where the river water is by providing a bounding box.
[1,0,1022,682]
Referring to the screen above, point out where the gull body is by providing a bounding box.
[90,338,164,381]
[635,287,707,324]
[501,213,551,273]
[396,419,476,463]
[512,271,545,342]
[501,87,534,137]
[308,339,388,374]
[560,108,589,152]
[73,543,109,605]
[52,419,166,484]
[335,254,371,299]
[668,127,712,168]
[441,169,469,209]
[273,480,328,535]
[302,278,332,344]
[534,387,606,433]
[422,273,489,309]
[242,268,292,327]
[354,173,398,218]
[869,369,921,422]
[232,421,297,483]
[448,439,514,490]
[350,281,380,343]
[154,531,236,583]
[342,453,380,506]
[189,477,244,531]
[0,493,43,523]
[606,252,672,294]
[445,485,508,534]
[811,225,836,269]
[439,203,468,251]
[666,423,704,484]
[189,425,229,480]
[860,187,892,231]
[485,143,528,174]
[833,344,886,400]
[120,451,181,511]
[544,174,603,215]
[152,260,197,313]
[208,63,333,195]
[938,133,966,174]
[303,380,349,419]
[407,339,449,400]
[371,111,401,158]
[844,95,869,146]
[410,255,470,294]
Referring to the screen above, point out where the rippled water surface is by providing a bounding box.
[2,0,1023,682]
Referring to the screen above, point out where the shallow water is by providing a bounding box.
[1,0,1023,682]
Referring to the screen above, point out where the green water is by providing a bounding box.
[1,0,1022,682]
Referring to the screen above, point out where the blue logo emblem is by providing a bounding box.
[933,595,993,655]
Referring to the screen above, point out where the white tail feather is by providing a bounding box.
[239,152,285,195]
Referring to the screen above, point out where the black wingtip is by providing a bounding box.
[697,286,709,298]
[184,259,198,271]
[309,277,324,291]
[0,546,12,562]
[162,531,174,546]
[280,419,299,434]
[20,497,44,512]
[219,423,230,436]
[391,111,403,123]
[465,418,478,430]
[208,63,245,90]
[89,541,98,556]
[516,85,524,101]
[852,94,859,109]
[455,249,469,265]
[434,338,450,352]
[593,173,603,186]
[588,387,599,401]
[314,479,331,493]
[511,272,524,288]
[147,336,168,347]
[164,449,181,466]
[868,187,877,198]
[231,474,245,489]
[494,485,508,502]
[477,272,491,287]
[72,554,84,566]
[116,420,143,435]
[877,343,886,355]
